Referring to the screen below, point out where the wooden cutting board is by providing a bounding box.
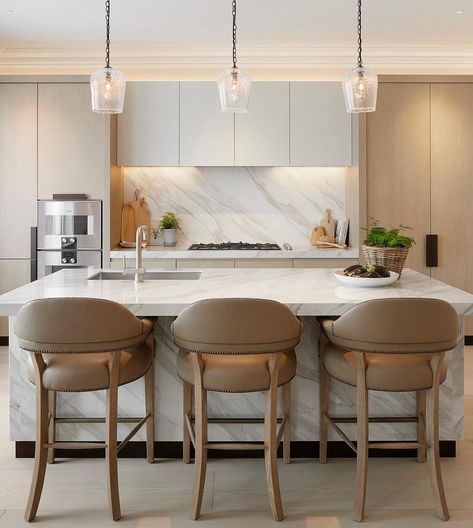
[121,196,151,246]
[320,208,336,241]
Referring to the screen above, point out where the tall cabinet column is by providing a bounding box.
[366,82,431,274]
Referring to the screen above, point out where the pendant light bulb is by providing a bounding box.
[218,0,251,113]
[90,0,126,114]
[342,0,377,113]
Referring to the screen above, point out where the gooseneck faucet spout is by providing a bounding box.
[135,225,148,284]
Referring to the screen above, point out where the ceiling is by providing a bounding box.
[1,0,473,76]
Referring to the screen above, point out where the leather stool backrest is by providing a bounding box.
[15,297,152,353]
[172,298,303,354]
[324,298,459,354]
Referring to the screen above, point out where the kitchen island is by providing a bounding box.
[1,267,472,453]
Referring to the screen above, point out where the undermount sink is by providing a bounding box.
[88,270,201,281]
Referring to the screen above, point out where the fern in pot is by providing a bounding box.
[156,212,183,247]
[362,219,415,275]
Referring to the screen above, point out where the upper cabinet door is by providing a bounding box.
[235,83,289,166]
[38,83,110,199]
[0,84,37,259]
[290,82,352,166]
[179,82,234,166]
[118,82,179,166]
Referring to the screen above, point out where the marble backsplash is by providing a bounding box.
[124,167,347,249]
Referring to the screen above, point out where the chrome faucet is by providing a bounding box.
[135,225,148,284]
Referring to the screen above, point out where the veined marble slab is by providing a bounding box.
[110,245,359,260]
[124,166,347,250]
[2,268,472,443]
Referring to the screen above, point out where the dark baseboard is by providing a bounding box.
[465,335,473,346]
[15,440,456,459]
[0,336,8,346]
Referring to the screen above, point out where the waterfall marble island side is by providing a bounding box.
[1,267,472,445]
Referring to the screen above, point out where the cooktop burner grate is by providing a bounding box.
[188,242,281,251]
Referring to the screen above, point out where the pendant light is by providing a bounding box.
[218,0,251,113]
[90,0,126,114]
[342,0,377,113]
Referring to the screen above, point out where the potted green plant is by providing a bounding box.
[362,219,415,275]
[157,212,183,247]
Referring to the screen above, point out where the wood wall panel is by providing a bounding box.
[366,83,431,275]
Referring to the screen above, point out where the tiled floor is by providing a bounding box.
[1,347,473,527]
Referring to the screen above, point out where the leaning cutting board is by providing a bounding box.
[120,196,151,247]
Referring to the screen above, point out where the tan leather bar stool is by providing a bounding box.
[172,298,302,521]
[14,298,156,522]
[319,298,459,522]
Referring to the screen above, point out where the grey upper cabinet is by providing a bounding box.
[118,82,179,166]
[38,83,110,199]
[179,82,234,166]
[235,82,289,166]
[290,82,352,166]
[0,84,37,259]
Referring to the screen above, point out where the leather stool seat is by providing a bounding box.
[177,349,296,392]
[26,342,154,392]
[322,342,447,392]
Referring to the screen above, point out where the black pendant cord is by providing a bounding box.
[105,0,111,68]
[357,0,363,68]
[232,0,237,69]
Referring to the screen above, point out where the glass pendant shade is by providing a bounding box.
[218,67,251,113]
[90,67,126,114]
[342,66,378,113]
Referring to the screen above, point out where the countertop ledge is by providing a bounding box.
[0,268,472,318]
[110,245,359,259]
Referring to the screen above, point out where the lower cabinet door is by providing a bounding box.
[0,260,31,337]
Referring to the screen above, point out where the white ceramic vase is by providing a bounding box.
[163,229,177,247]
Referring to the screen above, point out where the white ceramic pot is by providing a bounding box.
[163,229,177,247]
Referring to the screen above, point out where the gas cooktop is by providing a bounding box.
[188,242,281,251]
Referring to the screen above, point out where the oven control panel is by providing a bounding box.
[61,237,77,250]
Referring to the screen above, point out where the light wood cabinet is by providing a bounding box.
[234,259,293,268]
[118,82,179,166]
[110,258,176,270]
[430,84,473,332]
[235,83,289,166]
[0,260,31,336]
[290,82,352,166]
[293,259,358,268]
[366,83,431,275]
[179,82,234,166]
[38,83,110,199]
[0,84,37,259]
[177,259,234,269]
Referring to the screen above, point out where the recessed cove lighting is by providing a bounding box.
[456,9,465,14]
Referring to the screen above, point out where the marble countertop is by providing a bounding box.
[110,244,359,260]
[1,267,472,317]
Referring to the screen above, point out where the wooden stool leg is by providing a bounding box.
[25,355,48,522]
[191,355,207,520]
[427,354,449,521]
[319,361,331,464]
[183,381,192,464]
[144,363,155,464]
[282,383,291,464]
[354,354,368,523]
[265,354,284,521]
[106,352,121,521]
[47,390,56,464]
[417,390,427,463]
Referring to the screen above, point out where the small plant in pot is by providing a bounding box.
[362,219,415,275]
[157,212,183,247]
